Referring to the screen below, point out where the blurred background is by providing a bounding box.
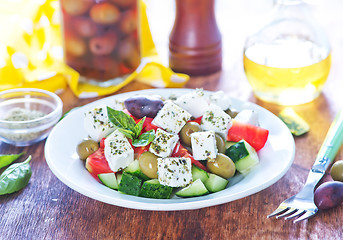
[146,0,343,104]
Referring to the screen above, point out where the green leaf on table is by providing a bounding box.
[132,130,156,147]
[0,152,25,169]
[0,155,32,195]
[133,117,146,138]
[107,107,136,131]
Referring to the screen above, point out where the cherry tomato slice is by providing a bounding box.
[227,120,269,151]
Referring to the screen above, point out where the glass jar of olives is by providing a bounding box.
[60,0,141,87]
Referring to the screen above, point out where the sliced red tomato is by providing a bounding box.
[227,120,269,151]
[85,148,113,181]
[100,138,106,149]
[172,142,208,172]
[142,117,159,132]
[188,116,202,125]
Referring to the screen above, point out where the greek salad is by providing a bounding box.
[76,89,269,199]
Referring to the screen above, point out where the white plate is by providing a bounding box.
[45,89,295,211]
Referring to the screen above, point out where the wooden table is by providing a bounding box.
[1,0,343,239]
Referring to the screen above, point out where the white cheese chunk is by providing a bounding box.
[234,109,259,126]
[149,128,179,158]
[110,99,125,111]
[191,131,217,160]
[84,104,116,142]
[174,89,209,118]
[152,100,192,134]
[201,104,232,138]
[104,129,134,172]
[157,157,192,187]
[209,91,232,111]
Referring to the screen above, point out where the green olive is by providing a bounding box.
[215,134,226,154]
[225,108,239,118]
[207,153,236,179]
[77,139,99,161]
[331,160,343,182]
[180,122,202,147]
[139,151,158,179]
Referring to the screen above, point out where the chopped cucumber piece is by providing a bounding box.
[98,173,119,190]
[117,173,122,185]
[225,141,236,149]
[278,107,309,136]
[118,172,142,196]
[191,165,209,183]
[225,140,259,175]
[204,173,228,192]
[124,160,150,180]
[139,179,173,199]
[175,179,209,197]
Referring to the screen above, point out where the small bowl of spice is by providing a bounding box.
[0,88,63,146]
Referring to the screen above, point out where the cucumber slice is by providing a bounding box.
[204,173,229,192]
[225,140,259,175]
[118,172,142,196]
[191,165,209,183]
[124,160,150,180]
[278,107,309,136]
[98,173,119,190]
[225,141,236,149]
[117,173,122,185]
[175,179,209,197]
[139,179,173,199]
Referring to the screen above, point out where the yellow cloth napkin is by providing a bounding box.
[0,0,189,98]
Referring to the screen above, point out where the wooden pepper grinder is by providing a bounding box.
[169,0,222,76]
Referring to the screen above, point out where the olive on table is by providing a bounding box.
[77,139,99,161]
[207,153,236,179]
[180,122,202,147]
[314,181,343,210]
[330,160,343,182]
[215,133,226,154]
[138,151,158,179]
[124,95,164,119]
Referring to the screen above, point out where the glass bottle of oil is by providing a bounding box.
[243,0,331,105]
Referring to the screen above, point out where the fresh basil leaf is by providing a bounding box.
[132,130,156,147]
[0,152,25,169]
[133,117,146,138]
[107,107,136,131]
[0,155,32,195]
[118,128,135,140]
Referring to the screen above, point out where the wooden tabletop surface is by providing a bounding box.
[1,0,343,239]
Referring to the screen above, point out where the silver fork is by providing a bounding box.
[268,110,343,223]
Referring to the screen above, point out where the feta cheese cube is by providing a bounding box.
[104,129,134,172]
[234,109,259,126]
[191,131,217,160]
[149,128,179,158]
[84,104,116,142]
[174,89,209,118]
[201,104,232,138]
[157,157,192,187]
[110,99,125,111]
[152,100,192,134]
[209,91,232,111]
